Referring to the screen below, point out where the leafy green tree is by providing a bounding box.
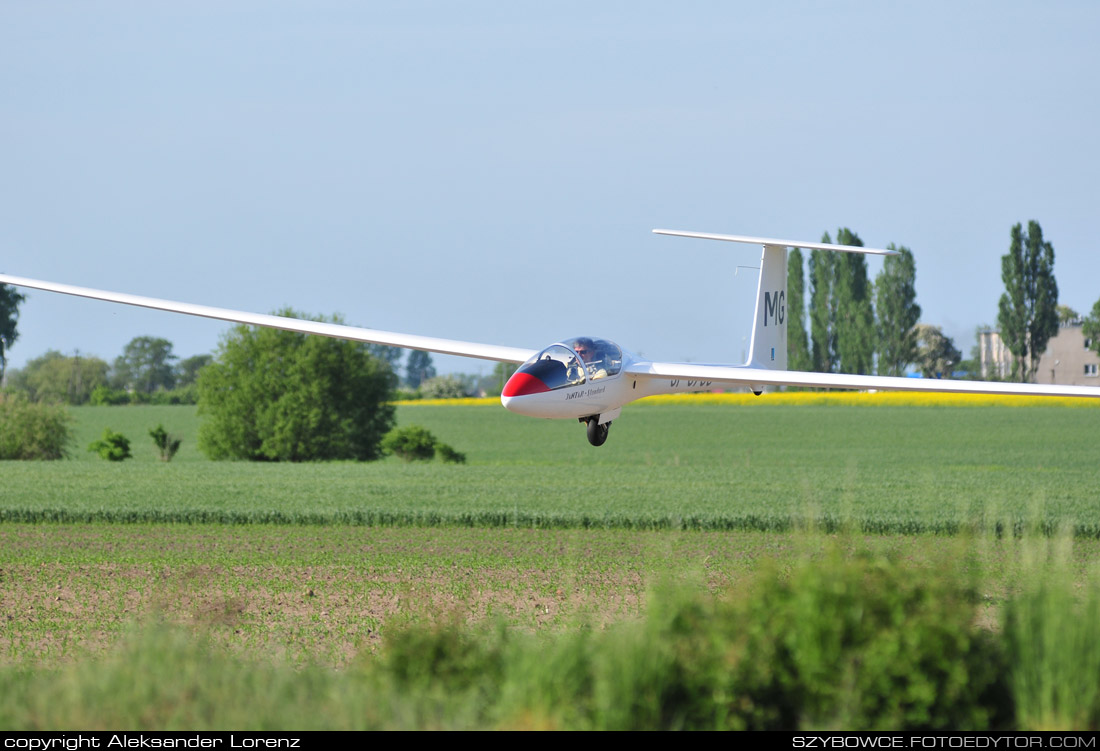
[368,344,405,371]
[175,354,213,388]
[5,350,109,404]
[197,310,396,461]
[832,228,875,375]
[914,324,962,379]
[997,221,1058,383]
[111,336,177,393]
[479,362,518,397]
[0,282,25,380]
[809,240,838,373]
[405,350,436,389]
[1056,305,1079,326]
[874,244,921,376]
[1084,297,1100,358]
[786,248,812,372]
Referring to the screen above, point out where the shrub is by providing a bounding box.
[149,424,182,462]
[90,385,130,406]
[88,428,132,461]
[436,443,466,464]
[715,551,1010,730]
[0,395,72,459]
[381,425,437,462]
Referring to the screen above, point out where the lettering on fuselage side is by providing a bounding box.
[668,379,712,389]
[763,290,786,327]
[564,385,606,400]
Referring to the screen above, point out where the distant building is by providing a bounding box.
[979,322,1100,385]
[1036,322,1100,386]
[977,328,1012,380]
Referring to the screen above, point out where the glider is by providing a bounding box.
[2,230,1097,447]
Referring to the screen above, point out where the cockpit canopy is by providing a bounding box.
[567,336,622,381]
[504,337,623,396]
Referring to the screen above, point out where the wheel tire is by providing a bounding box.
[586,417,610,447]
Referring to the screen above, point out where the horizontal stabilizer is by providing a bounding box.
[652,229,899,256]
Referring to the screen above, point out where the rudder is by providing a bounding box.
[746,244,788,370]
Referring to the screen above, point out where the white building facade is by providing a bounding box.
[979,324,1100,386]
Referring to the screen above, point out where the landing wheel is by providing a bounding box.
[586,417,610,447]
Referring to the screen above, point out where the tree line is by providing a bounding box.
[3,337,211,406]
[788,221,1093,382]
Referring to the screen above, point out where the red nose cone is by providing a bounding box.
[502,371,551,397]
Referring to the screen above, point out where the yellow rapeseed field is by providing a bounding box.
[637,390,1100,407]
[396,391,1100,408]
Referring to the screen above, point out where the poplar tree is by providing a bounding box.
[874,244,921,376]
[809,236,837,373]
[786,248,812,372]
[832,228,875,375]
[405,350,436,389]
[0,282,25,379]
[997,221,1058,383]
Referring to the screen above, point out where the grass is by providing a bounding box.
[4,521,1100,668]
[1,401,1097,534]
[4,529,1100,729]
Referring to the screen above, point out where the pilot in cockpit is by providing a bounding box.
[573,338,608,380]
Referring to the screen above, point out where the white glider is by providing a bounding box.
[3,230,1097,447]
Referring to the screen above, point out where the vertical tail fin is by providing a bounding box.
[746,244,788,370]
[651,230,899,373]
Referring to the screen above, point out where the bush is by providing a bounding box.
[92,385,201,406]
[88,428,132,461]
[369,551,1008,730]
[381,425,437,462]
[714,551,1009,730]
[196,311,396,461]
[380,426,468,463]
[90,385,130,406]
[149,424,182,462]
[0,395,72,459]
[436,443,466,464]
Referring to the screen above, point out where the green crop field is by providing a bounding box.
[4,399,1100,729]
[2,401,1097,534]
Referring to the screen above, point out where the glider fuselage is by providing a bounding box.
[500,337,717,424]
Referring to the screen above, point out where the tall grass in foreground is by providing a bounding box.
[1002,536,1100,729]
[6,537,1100,730]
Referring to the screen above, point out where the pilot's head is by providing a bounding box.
[573,338,596,362]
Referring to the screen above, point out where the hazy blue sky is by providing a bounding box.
[2,2,1097,377]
